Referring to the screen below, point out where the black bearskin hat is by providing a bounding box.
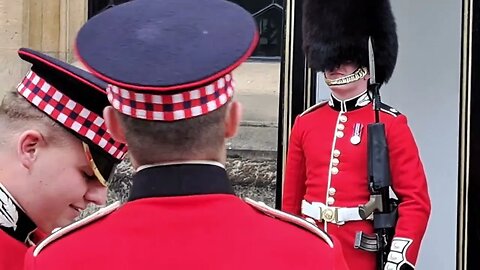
[302,0,398,84]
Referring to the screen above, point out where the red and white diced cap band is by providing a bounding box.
[106,73,235,121]
[16,70,127,159]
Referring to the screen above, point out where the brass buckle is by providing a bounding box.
[321,207,339,223]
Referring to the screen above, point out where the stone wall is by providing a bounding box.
[0,0,87,96]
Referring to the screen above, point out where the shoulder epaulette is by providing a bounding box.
[33,201,121,256]
[380,103,402,117]
[244,198,334,247]
[299,100,328,117]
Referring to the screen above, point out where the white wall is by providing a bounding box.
[386,1,461,269]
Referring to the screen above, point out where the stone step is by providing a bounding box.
[228,121,278,154]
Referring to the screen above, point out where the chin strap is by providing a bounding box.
[325,67,368,86]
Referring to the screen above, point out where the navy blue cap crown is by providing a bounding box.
[75,0,258,121]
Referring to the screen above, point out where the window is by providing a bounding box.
[88,0,131,19]
[228,0,284,59]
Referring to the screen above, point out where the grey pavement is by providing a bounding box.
[230,62,280,153]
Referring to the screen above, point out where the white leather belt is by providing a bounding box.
[301,200,371,225]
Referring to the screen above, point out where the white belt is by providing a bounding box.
[301,200,371,225]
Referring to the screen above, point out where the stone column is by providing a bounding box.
[0,0,87,97]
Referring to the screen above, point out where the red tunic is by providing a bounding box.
[0,185,39,270]
[25,163,350,270]
[282,93,431,270]
[0,231,28,270]
[0,230,47,270]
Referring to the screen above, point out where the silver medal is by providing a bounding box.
[350,123,363,145]
[350,135,361,145]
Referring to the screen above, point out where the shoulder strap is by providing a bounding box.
[33,201,121,256]
[244,198,334,247]
[380,103,402,117]
[299,100,328,117]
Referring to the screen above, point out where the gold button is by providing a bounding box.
[336,131,344,138]
[337,123,345,131]
[332,158,339,166]
[339,115,348,123]
[333,149,341,157]
[327,197,335,205]
[331,167,339,175]
[328,187,336,196]
[323,208,334,221]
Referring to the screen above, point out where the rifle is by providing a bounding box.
[354,37,398,270]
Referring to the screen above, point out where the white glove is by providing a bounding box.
[384,237,415,270]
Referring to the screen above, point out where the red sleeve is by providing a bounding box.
[0,231,28,270]
[331,235,351,270]
[23,246,36,270]
[387,114,431,265]
[282,116,307,215]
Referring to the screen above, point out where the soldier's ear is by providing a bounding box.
[224,101,242,139]
[17,130,45,169]
[103,106,127,144]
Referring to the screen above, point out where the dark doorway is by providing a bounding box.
[88,0,132,19]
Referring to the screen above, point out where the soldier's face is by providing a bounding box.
[324,63,359,80]
[21,132,107,233]
[324,63,370,99]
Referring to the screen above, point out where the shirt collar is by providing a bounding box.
[136,160,225,172]
[328,90,371,112]
[128,163,234,202]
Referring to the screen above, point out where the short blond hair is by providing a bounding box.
[0,91,71,145]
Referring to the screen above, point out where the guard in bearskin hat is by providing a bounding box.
[24,1,350,269]
[282,0,431,269]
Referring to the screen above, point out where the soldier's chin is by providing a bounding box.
[325,76,354,88]
[329,82,355,91]
[324,67,368,88]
